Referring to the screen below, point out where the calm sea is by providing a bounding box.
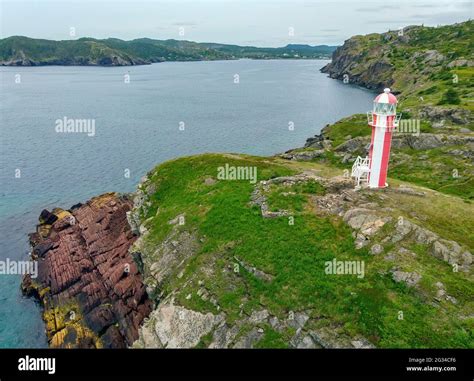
[0,59,374,347]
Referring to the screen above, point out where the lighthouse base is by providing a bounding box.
[351,156,390,190]
[368,182,389,189]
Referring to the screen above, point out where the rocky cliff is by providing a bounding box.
[321,36,395,91]
[321,21,473,126]
[2,49,149,66]
[22,193,153,348]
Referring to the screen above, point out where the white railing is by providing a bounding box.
[351,156,371,188]
[351,156,370,176]
[367,112,403,128]
[367,111,374,127]
[393,112,402,127]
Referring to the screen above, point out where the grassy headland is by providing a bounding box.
[130,153,473,348]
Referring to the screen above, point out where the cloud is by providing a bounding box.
[170,22,198,27]
[410,1,470,9]
[302,33,340,38]
[356,5,400,12]
[368,19,421,25]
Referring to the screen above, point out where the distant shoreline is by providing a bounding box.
[0,57,332,68]
[0,36,337,67]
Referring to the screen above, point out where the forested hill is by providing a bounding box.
[0,36,337,66]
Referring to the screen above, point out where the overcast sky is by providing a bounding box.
[0,0,472,46]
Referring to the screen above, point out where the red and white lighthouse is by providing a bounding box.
[351,88,401,188]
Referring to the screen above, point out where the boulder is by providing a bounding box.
[447,59,474,68]
[370,244,384,255]
[432,239,472,270]
[422,50,445,66]
[291,333,319,349]
[39,209,58,225]
[304,133,325,149]
[233,327,264,349]
[134,302,223,348]
[343,208,390,237]
[280,149,325,161]
[391,269,422,287]
[209,323,240,349]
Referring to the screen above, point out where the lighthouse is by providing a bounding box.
[351,88,401,188]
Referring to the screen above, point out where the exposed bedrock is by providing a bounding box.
[303,130,474,154]
[22,192,153,348]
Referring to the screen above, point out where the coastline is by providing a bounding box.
[0,56,332,68]
[9,20,474,347]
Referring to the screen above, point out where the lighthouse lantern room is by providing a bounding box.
[351,88,402,189]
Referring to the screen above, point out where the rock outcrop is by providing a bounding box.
[338,133,474,153]
[22,193,153,348]
[301,129,474,156]
[134,299,225,348]
[419,106,473,126]
[279,149,326,161]
[320,35,395,91]
[2,53,149,67]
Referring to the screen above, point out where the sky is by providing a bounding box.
[0,0,472,46]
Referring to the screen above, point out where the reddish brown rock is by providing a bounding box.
[22,193,153,348]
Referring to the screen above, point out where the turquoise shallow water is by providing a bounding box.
[0,59,374,347]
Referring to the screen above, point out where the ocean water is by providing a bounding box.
[0,59,374,347]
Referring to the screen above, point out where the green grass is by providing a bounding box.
[254,326,289,348]
[321,114,434,151]
[377,182,474,250]
[266,180,325,213]
[390,146,474,200]
[322,114,370,148]
[137,153,474,348]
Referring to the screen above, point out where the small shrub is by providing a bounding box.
[438,88,461,105]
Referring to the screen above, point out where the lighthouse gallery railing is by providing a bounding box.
[367,112,402,128]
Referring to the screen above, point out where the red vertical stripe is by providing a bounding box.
[387,115,394,129]
[378,128,393,187]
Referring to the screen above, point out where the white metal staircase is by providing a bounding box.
[351,156,371,188]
